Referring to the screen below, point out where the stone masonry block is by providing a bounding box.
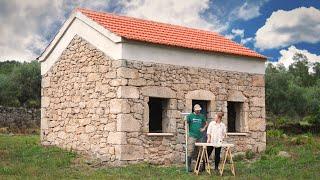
[117,86,139,99]
[110,99,131,114]
[117,114,141,132]
[117,67,139,79]
[115,145,144,160]
[107,132,127,144]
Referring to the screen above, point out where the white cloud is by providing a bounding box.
[0,0,116,62]
[255,7,320,50]
[119,0,227,32]
[225,29,244,40]
[0,0,228,62]
[273,46,320,70]
[231,2,261,21]
[0,0,64,61]
[231,29,244,38]
[225,28,253,45]
[240,37,253,45]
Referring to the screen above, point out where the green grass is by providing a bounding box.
[0,134,320,179]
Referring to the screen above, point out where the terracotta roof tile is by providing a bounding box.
[77,8,266,60]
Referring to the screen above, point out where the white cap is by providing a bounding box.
[193,104,202,111]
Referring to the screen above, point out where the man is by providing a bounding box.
[186,104,208,172]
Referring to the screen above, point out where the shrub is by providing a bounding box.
[304,115,319,125]
[260,154,268,160]
[267,129,283,139]
[265,146,281,156]
[290,134,315,145]
[306,104,320,125]
[275,116,290,127]
[26,99,40,108]
[245,150,255,159]
[233,153,245,162]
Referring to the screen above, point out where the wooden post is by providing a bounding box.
[181,112,190,172]
[185,120,189,172]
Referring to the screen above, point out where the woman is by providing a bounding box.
[206,112,227,171]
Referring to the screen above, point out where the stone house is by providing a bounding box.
[38,8,267,165]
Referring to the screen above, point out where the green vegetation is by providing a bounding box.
[245,150,255,160]
[1,133,320,179]
[266,53,320,126]
[0,60,40,108]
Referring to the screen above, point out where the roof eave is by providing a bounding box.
[38,10,123,62]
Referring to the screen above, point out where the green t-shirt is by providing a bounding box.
[186,113,206,139]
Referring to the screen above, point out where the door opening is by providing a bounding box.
[192,100,209,118]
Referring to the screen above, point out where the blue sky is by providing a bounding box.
[235,0,320,62]
[0,0,319,68]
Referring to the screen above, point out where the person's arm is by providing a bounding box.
[207,134,211,143]
[201,121,208,132]
[222,124,227,140]
[200,115,208,132]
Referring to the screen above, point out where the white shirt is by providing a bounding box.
[207,121,226,147]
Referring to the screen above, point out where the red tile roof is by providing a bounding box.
[77,8,266,60]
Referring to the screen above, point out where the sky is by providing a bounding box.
[0,0,319,68]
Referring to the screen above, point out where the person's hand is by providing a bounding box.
[200,128,205,132]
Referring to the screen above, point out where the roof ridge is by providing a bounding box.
[76,8,223,36]
[75,7,266,60]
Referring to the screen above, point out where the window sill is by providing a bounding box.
[227,132,248,136]
[147,133,174,136]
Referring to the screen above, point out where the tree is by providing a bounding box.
[0,74,19,106]
[288,53,312,87]
[265,63,292,116]
[312,62,320,79]
[0,60,41,108]
[10,61,41,107]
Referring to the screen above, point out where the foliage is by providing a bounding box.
[267,129,284,139]
[245,150,255,159]
[290,134,315,146]
[0,60,40,108]
[265,145,281,156]
[266,53,320,125]
[233,153,245,162]
[274,116,290,128]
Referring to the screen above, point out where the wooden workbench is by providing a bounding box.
[194,142,235,176]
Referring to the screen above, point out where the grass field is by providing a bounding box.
[1,132,320,179]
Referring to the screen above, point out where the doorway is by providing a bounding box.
[192,100,209,118]
[191,100,209,141]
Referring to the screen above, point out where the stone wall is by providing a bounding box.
[41,36,266,166]
[0,106,40,133]
[41,36,119,163]
[114,59,266,164]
